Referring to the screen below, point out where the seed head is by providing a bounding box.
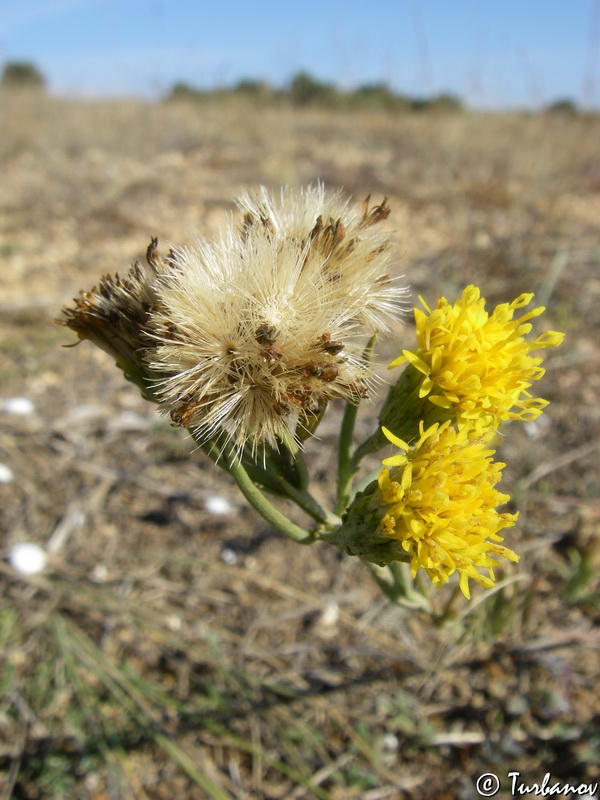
[147,186,408,454]
[236,185,407,333]
[59,186,409,456]
[59,259,158,390]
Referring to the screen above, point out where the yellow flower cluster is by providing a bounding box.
[390,285,565,433]
[378,422,519,598]
[367,285,564,597]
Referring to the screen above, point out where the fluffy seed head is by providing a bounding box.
[59,186,408,455]
[147,186,408,453]
[236,185,406,333]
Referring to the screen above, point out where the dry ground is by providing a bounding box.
[1,92,599,799]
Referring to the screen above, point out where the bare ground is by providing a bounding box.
[1,93,599,799]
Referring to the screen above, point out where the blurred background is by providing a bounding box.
[1,0,600,108]
[1,2,599,798]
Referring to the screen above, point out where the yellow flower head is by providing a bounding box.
[378,421,519,598]
[389,285,565,433]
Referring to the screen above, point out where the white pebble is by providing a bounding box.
[220,547,238,565]
[205,496,232,515]
[381,733,400,752]
[8,542,47,575]
[91,564,108,582]
[0,464,14,483]
[320,601,340,627]
[167,615,182,631]
[1,397,35,415]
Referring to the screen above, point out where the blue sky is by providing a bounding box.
[1,0,599,108]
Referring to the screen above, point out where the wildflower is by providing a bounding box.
[60,187,407,455]
[327,421,519,598]
[378,422,519,597]
[355,285,564,461]
[146,186,408,453]
[384,285,565,437]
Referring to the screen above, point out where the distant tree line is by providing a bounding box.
[165,72,591,115]
[166,71,467,113]
[0,60,588,115]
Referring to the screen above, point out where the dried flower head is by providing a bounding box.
[59,243,161,391]
[146,186,408,453]
[59,186,408,455]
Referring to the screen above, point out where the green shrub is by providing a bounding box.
[288,71,341,107]
[1,60,46,90]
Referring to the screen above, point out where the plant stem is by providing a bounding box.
[293,448,310,491]
[336,399,360,515]
[336,335,376,515]
[365,561,432,611]
[198,431,336,528]
[202,436,317,545]
[275,475,341,527]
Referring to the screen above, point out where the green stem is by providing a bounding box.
[241,458,292,497]
[365,561,432,611]
[245,439,309,495]
[202,436,317,545]
[336,400,360,515]
[293,448,310,492]
[336,335,376,515]
[365,562,405,604]
[351,433,383,470]
[235,441,337,527]
[275,475,341,527]
[351,363,425,467]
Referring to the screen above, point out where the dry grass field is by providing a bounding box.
[1,91,599,799]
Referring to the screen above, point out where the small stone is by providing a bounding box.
[8,543,47,575]
[220,547,237,565]
[1,397,35,415]
[205,496,232,515]
[0,464,14,483]
[320,601,340,627]
[381,733,400,752]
